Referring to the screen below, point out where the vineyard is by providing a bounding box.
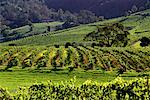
[0,46,150,72]
[0,77,149,100]
[0,9,150,100]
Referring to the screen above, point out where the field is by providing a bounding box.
[0,10,150,99]
[1,22,63,43]
[0,45,149,93]
[0,69,149,92]
[0,46,149,71]
[0,70,149,99]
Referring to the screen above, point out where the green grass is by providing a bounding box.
[3,22,63,43]
[0,69,149,93]
[1,25,96,46]
[11,21,63,34]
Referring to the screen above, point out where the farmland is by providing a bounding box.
[0,46,149,71]
[0,70,149,99]
[0,9,150,99]
[2,69,148,92]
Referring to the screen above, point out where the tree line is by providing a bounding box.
[0,0,103,30]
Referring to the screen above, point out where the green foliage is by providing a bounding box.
[36,57,47,69]
[84,23,130,47]
[1,77,149,100]
[140,37,150,47]
[0,87,12,100]
[5,57,18,70]
[0,0,100,29]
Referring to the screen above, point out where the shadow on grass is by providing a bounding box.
[0,69,13,72]
[28,68,70,74]
[120,74,149,78]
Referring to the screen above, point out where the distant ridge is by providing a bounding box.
[45,0,147,18]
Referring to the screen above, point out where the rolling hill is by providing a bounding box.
[0,9,150,46]
[0,22,63,42]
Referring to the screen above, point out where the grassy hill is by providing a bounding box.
[0,22,63,42]
[11,22,63,35]
[1,9,150,46]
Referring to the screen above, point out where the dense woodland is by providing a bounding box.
[1,0,150,30]
[45,0,150,17]
[0,0,101,29]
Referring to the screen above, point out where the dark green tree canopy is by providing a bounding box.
[140,37,150,47]
[0,0,101,28]
[84,23,130,47]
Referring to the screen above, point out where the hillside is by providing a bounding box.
[45,0,149,18]
[0,22,63,42]
[1,9,150,46]
[0,0,100,28]
[1,0,150,29]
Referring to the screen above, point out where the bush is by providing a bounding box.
[140,37,150,47]
[8,44,17,46]
[12,77,150,100]
[22,59,32,68]
[65,42,72,48]
[72,42,78,47]
[91,43,97,48]
[54,44,60,48]
[0,87,12,100]
[6,57,18,70]
[36,57,47,68]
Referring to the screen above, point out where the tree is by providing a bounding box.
[47,26,51,32]
[57,9,65,21]
[0,27,10,37]
[78,10,99,24]
[146,0,150,9]
[62,20,78,29]
[84,23,130,47]
[140,37,150,47]
[65,42,72,48]
[131,5,138,13]
[0,0,52,28]
[28,23,34,32]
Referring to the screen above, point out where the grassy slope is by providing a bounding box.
[0,10,150,46]
[11,22,63,33]
[3,22,63,41]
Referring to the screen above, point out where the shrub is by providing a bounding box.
[0,87,12,100]
[91,43,97,48]
[140,37,150,47]
[6,57,18,70]
[36,58,47,69]
[22,59,32,68]
[54,44,60,48]
[8,44,17,46]
[65,42,72,48]
[12,77,150,100]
